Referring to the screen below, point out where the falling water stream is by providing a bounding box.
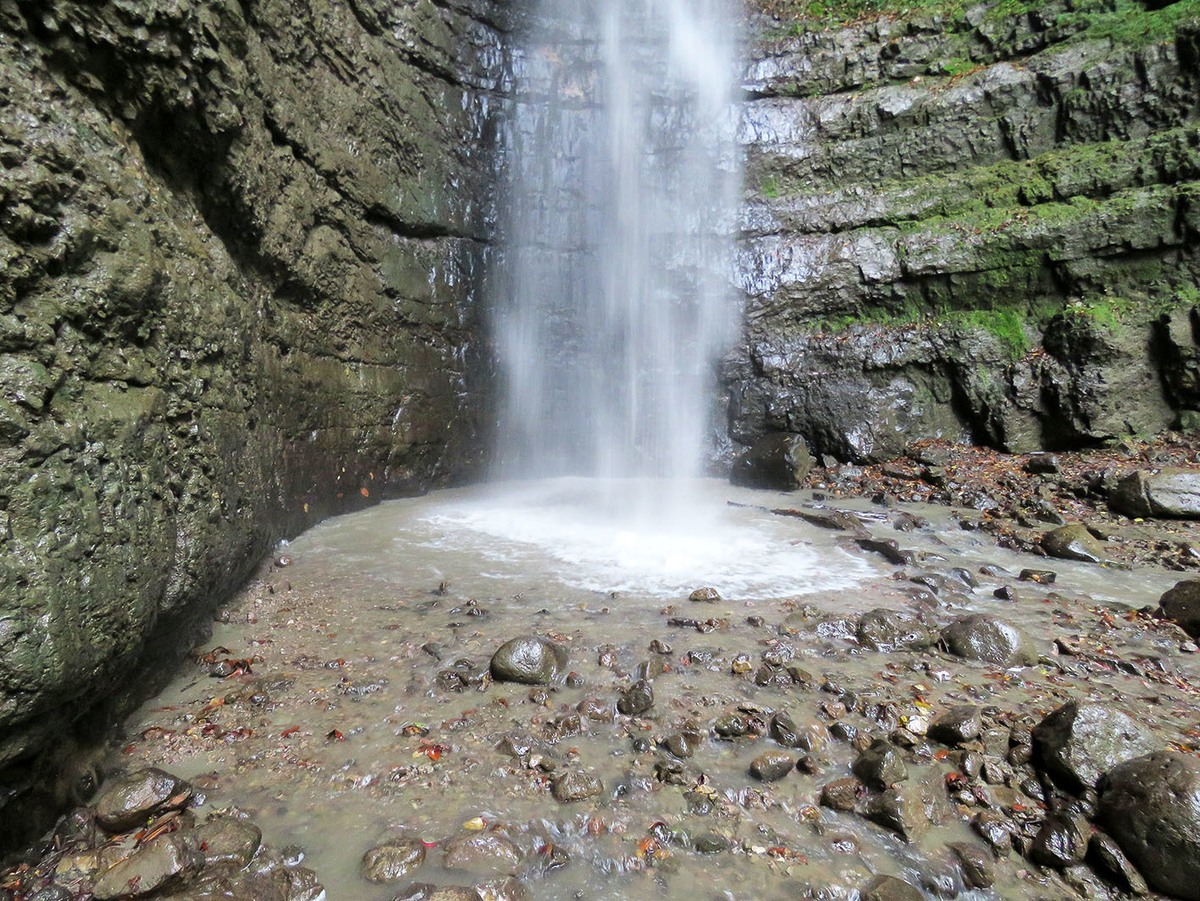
[493,0,741,483]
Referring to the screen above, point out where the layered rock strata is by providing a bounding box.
[732,0,1200,460]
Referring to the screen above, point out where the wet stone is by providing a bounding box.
[1098,751,1200,900]
[1042,524,1106,564]
[730,432,813,490]
[1159,579,1200,638]
[948,841,995,889]
[362,838,427,883]
[576,697,614,722]
[852,739,909,790]
[27,889,71,901]
[855,608,936,652]
[861,874,924,901]
[1032,701,1157,793]
[1019,569,1056,584]
[490,637,567,685]
[197,817,262,872]
[713,713,753,739]
[1087,832,1149,895]
[855,538,916,566]
[442,833,523,877]
[475,876,529,901]
[92,768,191,833]
[769,713,826,751]
[927,706,983,747]
[749,751,795,782]
[971,811,1013,857]
[866,784,933,843]
[693,832,731,854]
[661,730,703,759]
[393,884,479,901]
[92,833,203,899]
[552,770,604,802]
[753,665,793,687]
[940,615,1038,666]
[1029,807,1090,868]
[689,587,721,603]
[820,778,862,811]
[617,680,653,716]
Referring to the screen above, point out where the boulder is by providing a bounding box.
[489,637,567,685]
[853,739,908,790]
[749,751,795,782]
[92,833,203,899]
[940,615,1038,666]
[865,783,934,842]
[769,713,826,751]
[1087,833,1149,895]
[361,838,427,883]
[856,608,937,652]
[1098,751,1200,899]
[730,433,813,490]
[927,706,983,747]
[1159,579,1200,638]
[1029,806,1090,868]
[948,841,995,889]
[1110,469,1200,519]
[196,817,262,872]
[92,768,191,833]
[617,680,654,716]
[1032,702,1157,793]
[551,771,604,802]
[1041,524,1105,563]
[441,833,523,877]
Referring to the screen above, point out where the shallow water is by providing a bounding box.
[110,479,1198,900]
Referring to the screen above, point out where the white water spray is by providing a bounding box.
[494,0,742,484]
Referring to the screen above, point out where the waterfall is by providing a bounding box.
[493,0,742,485]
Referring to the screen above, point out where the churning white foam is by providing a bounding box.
[416,478,873,599]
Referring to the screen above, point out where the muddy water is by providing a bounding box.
[108,479,1198,900]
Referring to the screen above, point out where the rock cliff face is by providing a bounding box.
[732,0,1200,461]
[0,0,506,841]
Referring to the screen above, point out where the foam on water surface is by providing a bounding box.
[414,478,873,598]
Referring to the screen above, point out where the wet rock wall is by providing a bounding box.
[732,0,1200,461]
[0,0,507,843]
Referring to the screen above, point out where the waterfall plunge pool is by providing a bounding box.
[107,480,1190,901]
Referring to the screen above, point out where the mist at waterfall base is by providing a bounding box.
[433,0,865,599]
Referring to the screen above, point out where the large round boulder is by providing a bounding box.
[490,637,567,685]
[1098,751,1200,899]
[940,615,1038,666]
[1032,702,1157,793]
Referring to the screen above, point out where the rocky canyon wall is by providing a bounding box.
[733,0,1200,461]
[0,0,506,842]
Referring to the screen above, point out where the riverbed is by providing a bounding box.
[105,478,1198,900]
